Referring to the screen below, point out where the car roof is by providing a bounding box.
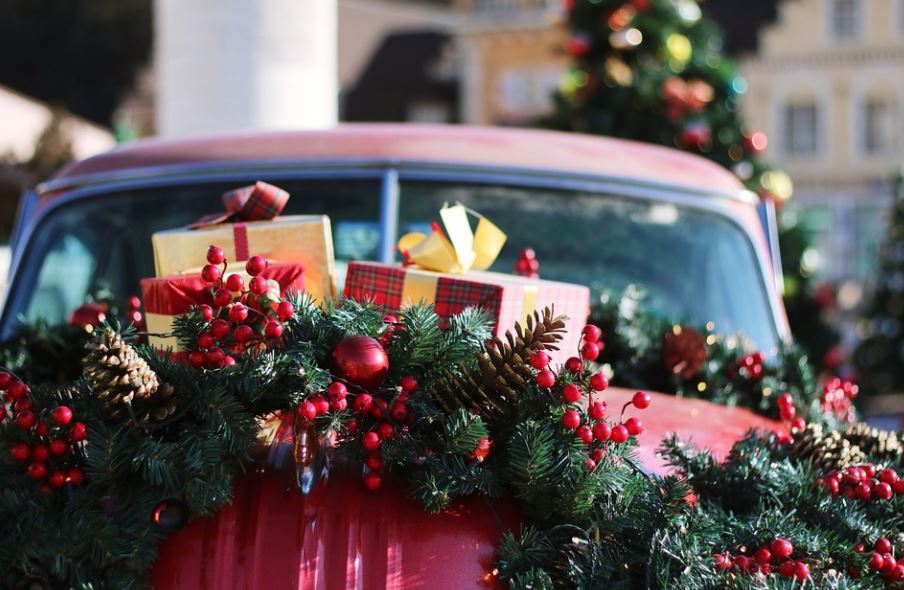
[47,124,746,196]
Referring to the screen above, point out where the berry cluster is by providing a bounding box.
[817,464,904,501]
[852,537,904,585]
[736,351,765,381]
[1,371,86,492]
[821,377,858,423]
[532,325,649,471]
[189,245,295,368]
[126,294,145,331]
[714,538,810,581]
[774,392,806,440]
[513,248,540,279]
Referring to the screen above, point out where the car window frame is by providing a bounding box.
[4,161,786,347]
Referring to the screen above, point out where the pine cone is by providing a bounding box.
[661,325,707,380]
[788,423,864,471]
[83,328,176,424]
[844,423,903,463]
[432,307,566,421]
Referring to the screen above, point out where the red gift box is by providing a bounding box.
[141,263,305,352]
[343,261,590,363]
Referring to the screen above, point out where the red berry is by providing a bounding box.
[249,276,269,295]
[233,324,254,343]
[52,406,73,426]
[229,303,249,322]
[196,331,215,350]
[376,422,395,439]
[778,560,796,577]
[589,373,609,391]
[328,382,348,400]
[69,422,87,442]
[790,418,806,431]
[874,481,893,500]
[201,264,222,283]
[610,424,629,443]
[363,471,383,491]
[624,417,643,436]
[870,552,886,571]
[206,348,226,366]
[353,393,374,415]
[582,324,602,343]
[222,355,236,368]
[225,273,245,292]
[893,565,904,582]
[879,469,899,485]
[562,383,582,403]
[581,342,600,361]
[779,405,796,421]
[399,376,418,394]
[561,410,581,430]
[277,301,295,321]
[826,479,840,495]
[855,481,872,501]
[754,548,771,565]
[199,304,214,321]
[854,543,866,554]
[715,553,733,571]
[536,370,556,388]
[211,319,231,339]
[32,444,50,462]
[632,391,651,409]
[13,399,32,413]
[792,561,809,581]
[366,453,382,470]
[48,471,66,488]
[331,398,349,413]
[894,480,904,495]
[10,443,29,461]
[584,458,597,471]
[882,554,896,572]
[770,538,794,559]
[734,556,751,571]
[264,320,283,339]
[8,381,28,400]
[593,422,612,441]
[27,462,47,480]
[876,538,893,554]
[529,351,550,370]
[245,255,268,276]
[207,245,226,264]
[298,401,317,421]
[311,395,329,415]
[213,288,233,307]
[0,406,6,421]
[565,357,583,373]
[188,350,207,368]
[777,392,794,408]
[49,438,68,456]
[67,468,84,486]
[16,411,35,430]
[0,371,11,388]
[576,426,593,445]
[589,401,606,420]
[362,431,381,452]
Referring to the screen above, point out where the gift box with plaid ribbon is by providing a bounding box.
[141,263,305,353]
[151,182,337,304]
[344,261,590,363]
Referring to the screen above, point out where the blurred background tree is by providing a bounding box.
[855,170,904,397]
[0,0,152,126]
[548,0,840,365]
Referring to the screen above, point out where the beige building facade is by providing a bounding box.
[740,0,904,282]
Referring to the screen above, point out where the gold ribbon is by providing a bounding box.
[398,204,507,274]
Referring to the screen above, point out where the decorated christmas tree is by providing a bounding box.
[855,170,904,397]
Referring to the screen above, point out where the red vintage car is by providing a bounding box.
[4,124,783,588]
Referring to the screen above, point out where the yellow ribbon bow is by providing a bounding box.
[398,204,507,274]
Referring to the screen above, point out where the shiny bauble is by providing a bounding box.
[330,336,389,391]
[151,498,190,534]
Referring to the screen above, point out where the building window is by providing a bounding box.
[864,98,897,155]
[784,102,819,157]
[831,0,860,39]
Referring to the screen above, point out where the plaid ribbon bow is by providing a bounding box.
[191,181,289,228]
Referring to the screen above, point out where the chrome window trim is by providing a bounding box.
[6,161,786,345]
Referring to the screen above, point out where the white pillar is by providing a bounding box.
[155,0,337,137]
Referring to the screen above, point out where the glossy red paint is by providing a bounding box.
[152,389,778,589]
[48,124,744,195]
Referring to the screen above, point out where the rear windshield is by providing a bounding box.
[5,176,779,350]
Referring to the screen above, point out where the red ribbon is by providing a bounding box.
[191,181,289,228]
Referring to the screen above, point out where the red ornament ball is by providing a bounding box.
[632,391,651,409]
[331,336,389,391]
[561,410,581,430]
[207,245,226,264]
[297,401,317,422]
[245,255,268,276]
[328,381,348,400]
[529,350,550,370]
[69,422,88,442]
[610,424,629,443]
[770,538,794,559]
[363,471,383,491]
[536,369,556,388]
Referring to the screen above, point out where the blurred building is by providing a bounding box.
[738,0,904,289]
